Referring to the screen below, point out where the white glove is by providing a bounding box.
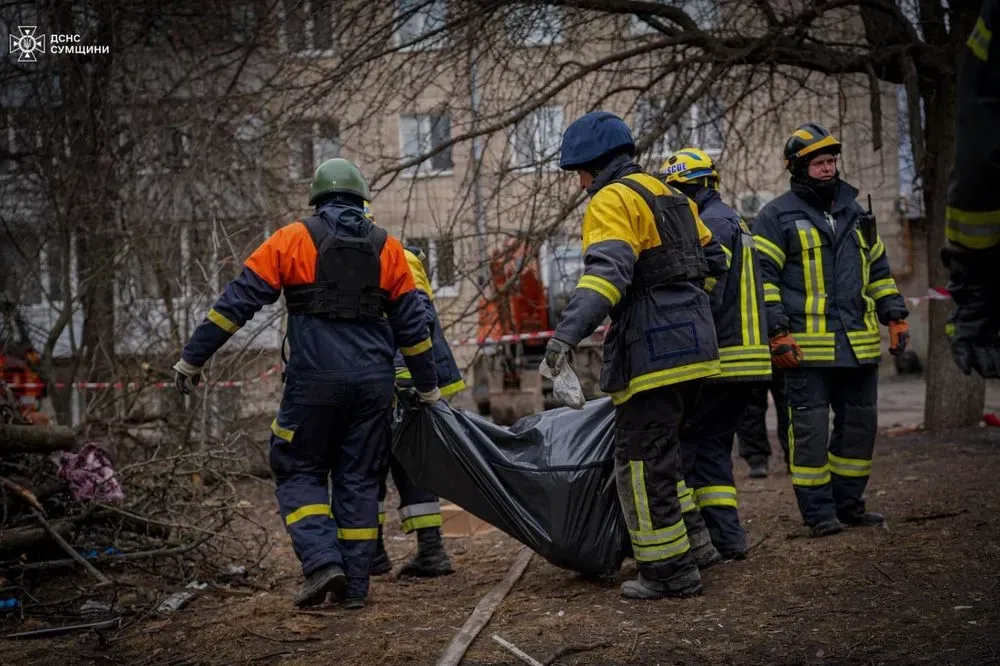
[416,387,441,405]
[172,359,203,395]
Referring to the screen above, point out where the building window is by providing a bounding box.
[395,0,447,51]
[0,228,72,307]
[282,0,334,54]
[232,1,268,45]
[665,97,724,156]
[408,235,458,297]
[631,0,718,35]
[289,120,340,180]
[506,6,562,46]
[511,106,563,169]
[400,114,453,176]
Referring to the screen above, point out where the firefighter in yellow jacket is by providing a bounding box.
[541,111,726,599]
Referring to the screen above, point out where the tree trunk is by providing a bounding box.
[921,10,986,429]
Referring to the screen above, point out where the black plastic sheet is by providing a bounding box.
[392,397,630,575]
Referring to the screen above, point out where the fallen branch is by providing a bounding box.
[3,616,121,640]
[543,640,613,665]
[0,515,88,552]
[243,627,320,643]
[0,424,75,453]
[902,510,967,523]
[0,476,44,512]
[873,563,894,583]
[492,634,544,666]
[31,509,111,586]
[6,536,211,572]
[437,547,534,666]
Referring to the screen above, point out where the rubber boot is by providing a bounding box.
[370,527,392,576]
[810,519,844,538]
[620,570,702,599]
[748,460,769,479]
[293,563,346,608]
[683,511,723,570]
[398,527,454,578]
[838,510,884,527]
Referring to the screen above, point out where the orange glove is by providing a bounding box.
[769,331,803,368]
[889,320,910,356]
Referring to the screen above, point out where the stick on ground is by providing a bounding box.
[492,634,544,666]
[437,547,533,666]
[31,509,111,586]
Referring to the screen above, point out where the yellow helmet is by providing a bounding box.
[659,148,720,188]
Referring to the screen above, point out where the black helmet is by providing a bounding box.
[783,123,841,172]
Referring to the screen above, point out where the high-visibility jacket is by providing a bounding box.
[181,197,437,392]
[689,188,771,381]
[553,159,724,404]
[394,248,466,398]
[947,0,1000,251]
[753,180,909,367]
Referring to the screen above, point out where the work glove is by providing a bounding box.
[172,359,203,395]
[888,320,909,356]
[416,387,441,405]
[769,330,803,369]
[541,337,573,376]
[942,244,1000,378]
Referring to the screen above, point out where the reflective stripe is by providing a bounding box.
[401,514,443,532]
[611,359,721,405]
[378,512,386,525]
[848,329,882,360]
[577,274,622,306]
[694,485,738,509]
[338,527,379,540]
[798,228,826,335]
[207,308,240,334]
[633,535,691,562]
[399,501,441,520]
[866,278,900,300]
[270,418,294,443]
[630,461,654,533]
[717,358,773,379]
[720,243,733,267]
[440,378,466,398]
[968,16,992,61]
[795,332,836,363]
[868,237,886,261]
[754,235,785,268]
[790,464,832,487]
[763,282,782,303]
[828,453,872,478]
[628,519,687,546]
[946,206,1000,249]
[400,337,433,356]
[285,504,331,526]
[857,234,880,334]
[705,276,718,292]
[395,367,413,379]
[740,242,761,346]
[678,480,696,513]
[795,134,840,160]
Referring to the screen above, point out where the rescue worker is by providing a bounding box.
[943,0,1000,379]
[172,158,440,610]
[661,148,771,560]
[371,244,464,578]
[734,374,789,478]
[540,111,726,599]
[0,301,50,425]
[753,123,910,537]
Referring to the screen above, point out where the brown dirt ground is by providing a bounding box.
[4,426,1000,665]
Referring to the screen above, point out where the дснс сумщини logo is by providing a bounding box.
[9,26,46,62]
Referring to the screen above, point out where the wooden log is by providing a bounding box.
[0,424,75,453]
[0,519,74,552]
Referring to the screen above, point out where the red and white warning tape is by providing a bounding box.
[449,325,609,348]
[6,364,282,391]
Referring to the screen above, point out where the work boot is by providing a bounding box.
[691,541,724,569]
[685,520,723,570]
[718,549,747,561]
[838,510,885,527]
[370,534,392,576]
[398,527,454,578]
[293,563,346,608]
[809,519,844,538]
[341,597,365,611]
[748,461,768,479]
[620,571,702,600]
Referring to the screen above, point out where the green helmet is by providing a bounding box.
[309,158,371,204]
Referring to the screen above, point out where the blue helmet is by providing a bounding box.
[558,111,635,171]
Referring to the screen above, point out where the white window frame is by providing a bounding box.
[399,114,453,178]
[510,105,564,170]
[506,6,563,47]
[279,0,336,57]
[409,236,459,298]
[631,0,718,35]
[288,120,340,181]
[394,0,447,52]
[1,230,74,308]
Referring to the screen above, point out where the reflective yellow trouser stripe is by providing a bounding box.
[677,480,696,513]
[626,463,691,561]
[828,453,872,478]
[401,514,443,532]
[577,274,622,306]
[271,419,294,443]
[611,359,721,405]
[338,527,379,540]
[207,308,241,334]
[400,337,433,356]
[378,501,386,525]
[946,206,1000,249]
[630,461,654,534]
[694,485,739,509]
[285,504,331,526]
[395,366,413,380]
[788,405,831,487]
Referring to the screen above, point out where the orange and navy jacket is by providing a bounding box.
[180,198,437,392]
